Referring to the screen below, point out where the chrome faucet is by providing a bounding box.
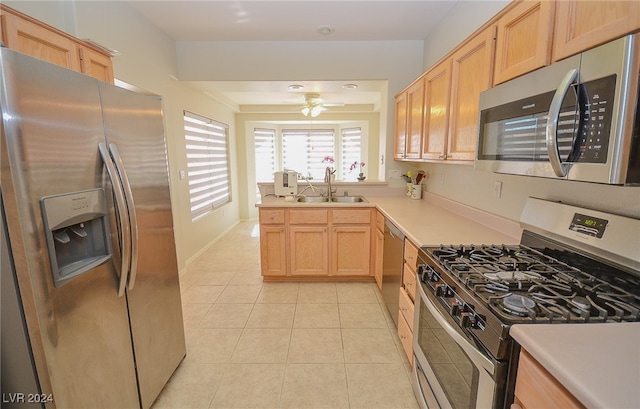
[324,166,336,201]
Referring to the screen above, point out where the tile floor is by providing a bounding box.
[152,221,419,409]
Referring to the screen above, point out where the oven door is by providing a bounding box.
[412,282,496,409]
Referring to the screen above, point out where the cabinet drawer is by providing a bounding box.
[259,209,285,224]
[399,286,415,332]
[402,264,417,301]
[404,238,419,270]
[515,349,585,409]
[332,208,371,224]
[375,211,385,232]
[397,311,414,365]
[289,209,328,224]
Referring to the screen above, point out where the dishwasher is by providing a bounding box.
[382,219,404,327]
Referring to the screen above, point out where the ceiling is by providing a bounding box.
[126,1,458,112]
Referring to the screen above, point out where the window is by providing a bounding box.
[282,129,335,180]
[253,126,363,183]
[184,111,230,220]
[340,127,362,181]
[254,128,276,182]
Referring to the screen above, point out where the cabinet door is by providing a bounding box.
[331,226,371,276]
[260,225,287,276]
[422,59,451,160]
[1,10,80,71]
[494,0,555,84]
[405,78,425,159]
[374,228,384,290]
[553,1,640,62]
[394,91,408,159]
[80,47,114,83]
[448,26,496,161]
[289,226,329,276]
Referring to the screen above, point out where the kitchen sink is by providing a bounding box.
[331,196,367,203]
[296,196,330,203]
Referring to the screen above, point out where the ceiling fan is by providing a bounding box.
[300,93,344,117]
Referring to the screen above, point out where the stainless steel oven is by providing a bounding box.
[411,197,640,409]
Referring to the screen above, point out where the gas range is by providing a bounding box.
[411,198,640,409]
[428,242,640,325]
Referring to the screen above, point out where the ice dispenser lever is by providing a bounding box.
[40,189,112,287]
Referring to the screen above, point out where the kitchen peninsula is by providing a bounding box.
[257,190,521,281]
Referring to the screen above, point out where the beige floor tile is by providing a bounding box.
[245,303,295,328]
[293,303,340,328]
[346,363,419,409]
[342,328,402,363]
[181,285,225,304]
[186,271,236,286]
[339,303,388,328]
[181,303,213,329]
[231,328,291,363]
[257,283,299,304]
[210,364,284,408]
[183,329,242,364]
[288,329,344,363]
[297,282,337,303]
[280,364,349,409]
[228,270,263,285]
[152,363,226,409]
[336,282,380,304]
[215,285,262,303]
[199,303,254,328]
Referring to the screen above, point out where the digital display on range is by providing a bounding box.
[569,213,608,238]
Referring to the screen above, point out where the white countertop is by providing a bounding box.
[258,192,521,246]
[511,323,640,409]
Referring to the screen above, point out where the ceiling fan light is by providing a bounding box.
[310,105,323,117]
[301,106,311,116]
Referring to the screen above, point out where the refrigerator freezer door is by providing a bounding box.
[98,83,186,409]
[0,49,140,407]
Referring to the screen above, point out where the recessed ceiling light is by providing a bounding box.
[316,25,335,35]
[288,84,304,90]
[342,83,358,90]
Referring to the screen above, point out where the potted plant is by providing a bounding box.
[350,161,366,181]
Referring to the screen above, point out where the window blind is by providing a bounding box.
[184,111,231,220]
[282,129,334,180]
[341,127,362,181]
[254,128,276,182]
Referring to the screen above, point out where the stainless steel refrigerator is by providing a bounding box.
[0,48,186,409]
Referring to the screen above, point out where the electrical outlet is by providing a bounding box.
[179,170,186,180]
[439,172,445,185]
[389,169,401,179]
[494,181,502,198]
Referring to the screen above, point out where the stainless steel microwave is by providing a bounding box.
[476,34,640,185]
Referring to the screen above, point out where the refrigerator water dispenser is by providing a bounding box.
[40,188,112,287]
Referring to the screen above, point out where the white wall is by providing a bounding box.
[417,0,640,221]
[7,1,241,270]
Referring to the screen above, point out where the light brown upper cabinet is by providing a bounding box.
[493,0,555,85]
[0,4,114,83]
[447,26,496,161]
[553,0,640,62]
[421,59,452,160]
[404,78,426,160]
[394,91,408,160]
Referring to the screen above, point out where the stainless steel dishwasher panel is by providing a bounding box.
[382,219,404,327]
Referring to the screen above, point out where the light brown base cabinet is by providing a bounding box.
[513,349,585,409]
[259,207,376,281]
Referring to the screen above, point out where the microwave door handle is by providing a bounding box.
[99,143,130,297]
[546,69,578,177]
[108,143,139,291]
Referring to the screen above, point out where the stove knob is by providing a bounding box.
[451,301,463,316]
[435,284,448,297]
[460,312,470,327]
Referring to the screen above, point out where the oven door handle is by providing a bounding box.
[420,285,495,376]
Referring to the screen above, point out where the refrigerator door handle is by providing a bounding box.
[98,142,131,297]
[108,143,139,291]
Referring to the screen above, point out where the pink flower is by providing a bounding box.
[322,156,335,163]
[349,161,365,172]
